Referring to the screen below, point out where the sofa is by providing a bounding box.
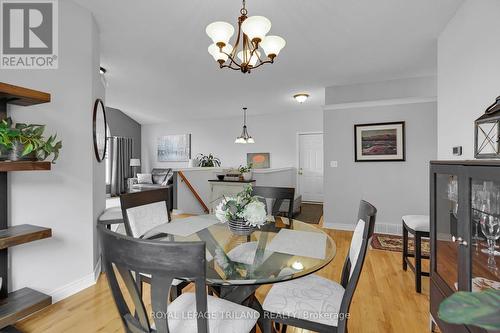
[129,168,174,211]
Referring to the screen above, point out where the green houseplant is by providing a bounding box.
[238,163,253,181]
[196,153,221,167]
[0,117,62,163]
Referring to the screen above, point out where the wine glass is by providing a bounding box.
[480,215,500,271]
[471,188,484,247]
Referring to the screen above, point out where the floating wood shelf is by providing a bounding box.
[0,83,54,329]
[0,225,51,250]
[0,288,51,328]
[0,162,51,172]
[0,83,50,107]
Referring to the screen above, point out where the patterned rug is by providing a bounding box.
[371,233,430,256]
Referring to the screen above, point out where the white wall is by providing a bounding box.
[323,77,437,233]
[1,1,104,300]
[437,0,500,159]
[141,111,322,172]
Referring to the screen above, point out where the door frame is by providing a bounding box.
[296,131,324,203]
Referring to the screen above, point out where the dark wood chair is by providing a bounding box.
[402,215,430,293]
[120,188,171,237]
[251,186,295,218]
[98,225,259,333]
[262,200,377,333]
[120,188,187,300]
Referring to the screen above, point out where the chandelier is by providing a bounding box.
[206,0,286,74]
[235,107,254,144]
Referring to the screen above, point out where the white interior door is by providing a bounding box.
[298,133,324,202]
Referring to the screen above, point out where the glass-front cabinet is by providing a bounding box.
[430,161,500,333]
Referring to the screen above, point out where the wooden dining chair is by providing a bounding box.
[120,188,187,300]
[262,200,377,333]
[98,225,259,333]
[252,186,295,218]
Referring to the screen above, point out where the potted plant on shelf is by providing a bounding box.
[214,185,267,236]
[196,153,221,167]
[238,163,253,181]
[0,117,62,163]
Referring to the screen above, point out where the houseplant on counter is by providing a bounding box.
[196,153,221,167]
[0,117,62,163]
[238,163,253,181]
[215,185,267,236]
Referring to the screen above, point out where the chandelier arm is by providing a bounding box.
[251,45,267,67]
[250,59,274,70]
[220,64,242,71]
[221,52,244,69]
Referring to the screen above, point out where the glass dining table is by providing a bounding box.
[145,215,336,327]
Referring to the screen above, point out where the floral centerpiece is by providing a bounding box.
[215,185,267,235]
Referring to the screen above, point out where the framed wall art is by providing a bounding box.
[354,121,405,162]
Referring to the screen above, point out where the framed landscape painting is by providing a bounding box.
[157,134,191,162]
[354,121,405,162]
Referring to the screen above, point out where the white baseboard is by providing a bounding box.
[322,223,354,231]
[323,222,402,235]
[50,257,101,303]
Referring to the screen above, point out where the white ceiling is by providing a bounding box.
[73,0,463,124]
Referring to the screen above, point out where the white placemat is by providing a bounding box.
[143,215,221,238]
[267,229,327,260]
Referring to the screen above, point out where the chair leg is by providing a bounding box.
[415,233,422,293]
[402,223,408,271]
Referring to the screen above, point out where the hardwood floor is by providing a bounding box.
[15,216,431,333]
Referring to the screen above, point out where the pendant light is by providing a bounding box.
[235,107,255,144]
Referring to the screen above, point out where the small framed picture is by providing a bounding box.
[354,121,405,162]
[247,153,271,169]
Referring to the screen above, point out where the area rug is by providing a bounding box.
[371,233,430,256]
[294,203,323,224]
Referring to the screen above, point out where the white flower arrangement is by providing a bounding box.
[214,185,267,227]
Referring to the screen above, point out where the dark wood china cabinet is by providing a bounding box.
[430,161,500,333]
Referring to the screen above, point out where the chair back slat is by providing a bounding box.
[98,225,207,333]
[120,188,171,238]
[338,200,377,333]
[252,186,295,217]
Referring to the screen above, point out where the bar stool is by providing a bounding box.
[402,215,430,293]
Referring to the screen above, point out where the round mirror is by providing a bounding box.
[93,99,107,162]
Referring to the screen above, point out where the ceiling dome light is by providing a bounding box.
[208,43,233,63]
[99,67,107,75]
[260,35,286,59]
[206,21,234,46]
[294,93,310,103]
[241,16,271,43]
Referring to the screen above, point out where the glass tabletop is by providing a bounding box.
[147,216,336,286]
